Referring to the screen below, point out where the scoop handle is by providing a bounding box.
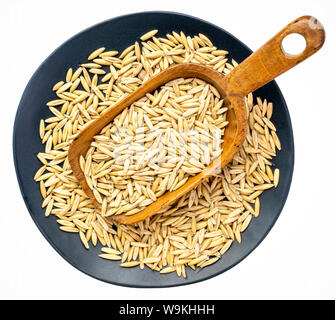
[225,16,325,96]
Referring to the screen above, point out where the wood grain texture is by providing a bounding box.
[68,16,325,224]
[225,16,325,96]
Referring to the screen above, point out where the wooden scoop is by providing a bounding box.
[68,16,325,224]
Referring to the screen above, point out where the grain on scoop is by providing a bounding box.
[83,76,228,215]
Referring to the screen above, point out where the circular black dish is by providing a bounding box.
[13,11,294,288]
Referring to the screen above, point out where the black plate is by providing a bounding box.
[13,11,294,288]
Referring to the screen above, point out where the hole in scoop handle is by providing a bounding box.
[225,16,325,96]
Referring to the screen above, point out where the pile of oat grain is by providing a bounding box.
[34,30,280,277]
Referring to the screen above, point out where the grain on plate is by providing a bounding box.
[34,30,281,277]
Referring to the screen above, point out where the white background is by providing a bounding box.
[1,0,334,300]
